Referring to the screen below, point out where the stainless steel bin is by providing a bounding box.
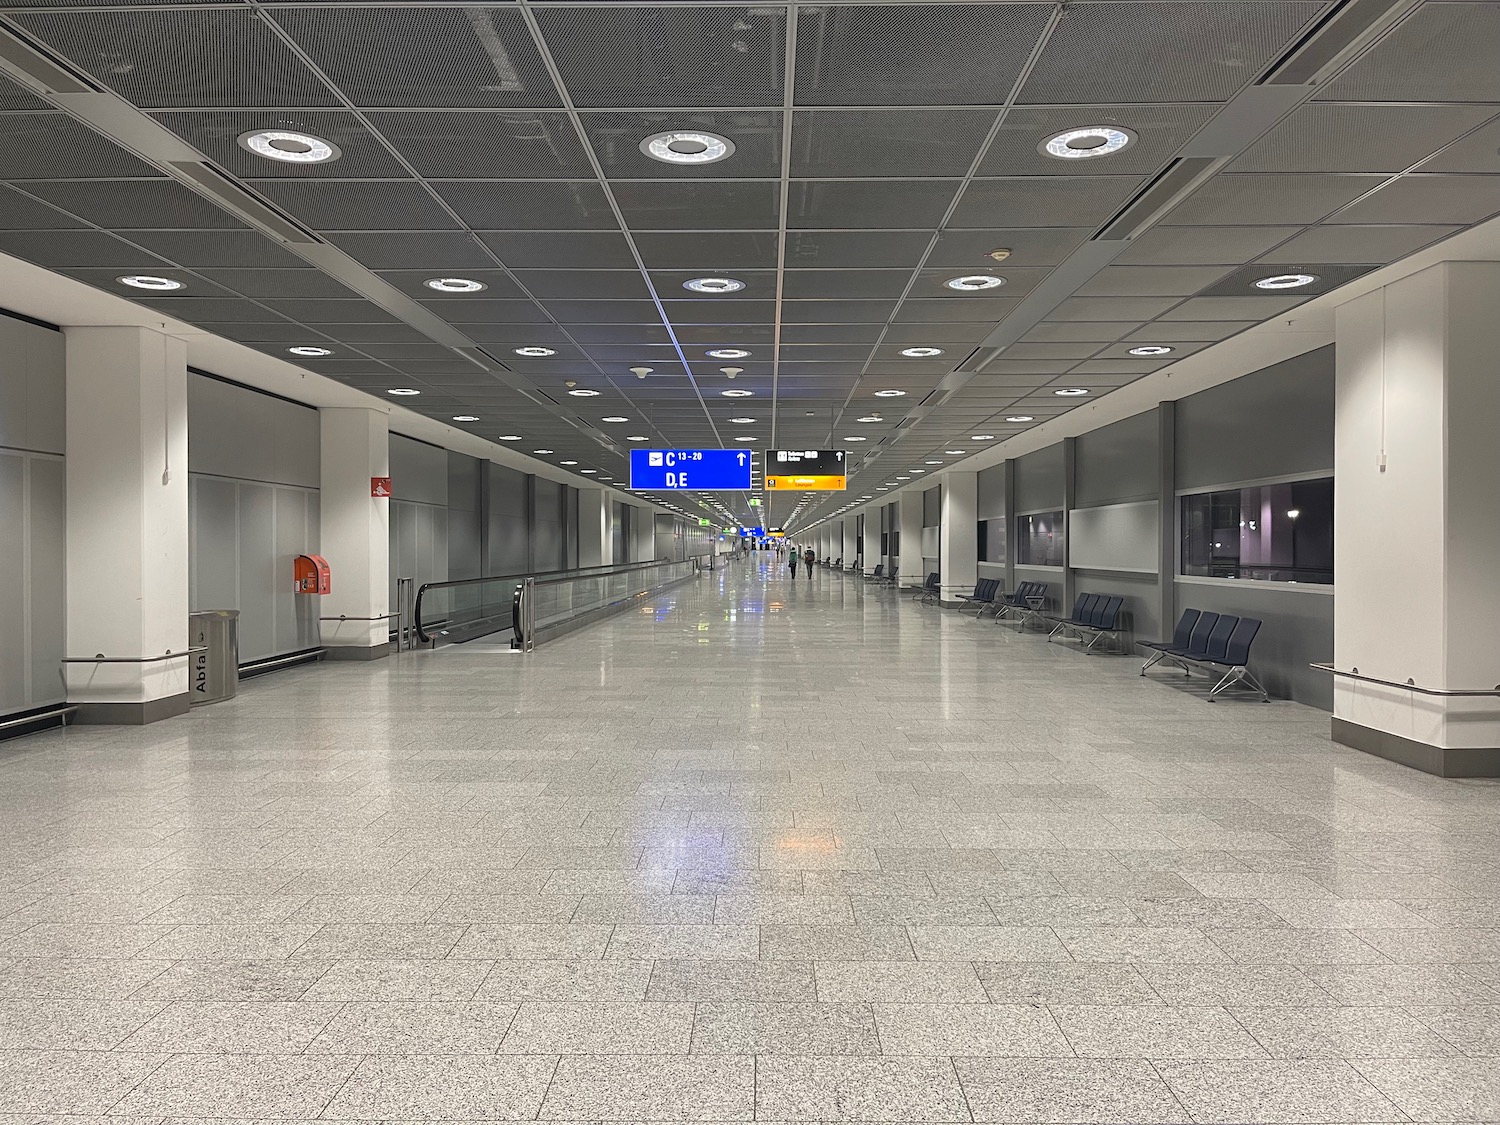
[189,609,239,705]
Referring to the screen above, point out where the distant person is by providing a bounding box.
[788,549,799,580]
[804,547,815,574]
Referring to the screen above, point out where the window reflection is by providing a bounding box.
[1016,511,1064,566]
[1181,477,1333,584]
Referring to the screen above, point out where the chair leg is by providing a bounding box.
[1139,651,1164,676]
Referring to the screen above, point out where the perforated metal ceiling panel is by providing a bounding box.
[0,0,1497,529]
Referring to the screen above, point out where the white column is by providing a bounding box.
[1333,261,1500,776]
[632,504,655,562]
[898,491,924,589]
[64,327,189,723]
[842,517,858,570]
[319,408,389,659]
[940,471,978,607]
[578,488,609,568]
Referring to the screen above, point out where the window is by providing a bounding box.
[979,518,1006,563]
[1181,477,1333,584]
[1016,511,1064,566]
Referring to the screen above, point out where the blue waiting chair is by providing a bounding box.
[1139,610,1269,702]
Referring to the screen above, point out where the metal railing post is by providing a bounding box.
[524,576,537,652]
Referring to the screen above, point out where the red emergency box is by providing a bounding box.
[294,554,331,595]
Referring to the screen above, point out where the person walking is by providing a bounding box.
[803,547,815,576]
[788,547,799,581]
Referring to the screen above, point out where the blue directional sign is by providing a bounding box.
[629,449,753,491]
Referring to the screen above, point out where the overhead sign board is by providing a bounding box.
[629,449,752,491]
[765,449,847,491]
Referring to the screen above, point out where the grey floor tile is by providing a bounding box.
[539,1055,754,1119]
[301,958,492,1001]
[574,893,715,923]
[450,923,614,960]
[714,893,854,924]
[692,1001,879,1054]
[646,959,816,1002]
[756,1055,969,1121]
[606,924,759,960]
[758,924,913,961]
[479,957,654,1001]
[0,957,172,1000]
[117,1000,344,1053]
[874,1001,1073,1056]
[291,922,467,959]
[1407,1003,1500,1055]
[110,1052,360,1117]
[1159,1059,1405,1122]
[130,958,333,1002]
[4,924,175,959]
[1139,964,1340,1007]
[1234,1005,1462,1058]
[1056,925,1231,964]
[1302,963,1500,1006]
[1205,927,1390,964]
[816,961,988,1003]
[1052,1003,1269,1059]
[307,1000,519,1053]
[1354,1056,1500,1120]
[977,962,1163,1006]
[955,1057,1191,1123]
[909,924,1071,961]
[0,998,163,1049]
[324,1053,557,1119]
[136,924,321,960]
[0,1049,167,1114]
[499,1000,692,1053]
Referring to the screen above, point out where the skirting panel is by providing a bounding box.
[74,694,190,726]
[1332,717,1500,779]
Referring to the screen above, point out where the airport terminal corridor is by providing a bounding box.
[3,557,1500,1121]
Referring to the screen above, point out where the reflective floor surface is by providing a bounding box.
[3,557,1500,1122]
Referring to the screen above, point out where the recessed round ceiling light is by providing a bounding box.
[1054,388,1089,396]
[237,128,341,164]
[721,389,754,397]
[118,274,183,291]
[896,475,910,480]
[560,460,579,466]
[735,436,757,442]
[945,450,967,455]
[1128,345,1175,356]
[601,416,628,422]
[1255,273,1318,290]
[533,449,554,454]
[499,435,521,441]
[1041,126,1136,160]
[971,434,995,440]
[287,345,332,357]
[513,346,556,357]
[900,347,944,358]
[641,130,736,165]
[684,277,744,294]
[424,277,487,293]
[387,388,421,396]
[842,436,867,442]
[707,348,751,359]
[909,469,926,474]
[856,415,883,423]
[567,388,601,397]
[926,460,943,465]
[453,415,479,422]
[877,486,889,491]
[1006,416,1034,423]
[580,469,597,474]
[945,275,1005,291]
[628,435,648,441]
[873,389,907,398]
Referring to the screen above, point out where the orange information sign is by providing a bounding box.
[765,450,847,491]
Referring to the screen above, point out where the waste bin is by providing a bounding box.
[189,609,239,705]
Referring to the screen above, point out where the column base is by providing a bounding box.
[73,694,190,726]
[1332,717,1500,778]
[323,643,390,662]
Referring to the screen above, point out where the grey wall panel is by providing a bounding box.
[977,464,1006,520]
[446,451,482,581]
[0,314,64,456]
[390,433,448,506]
[187,373,319,487]
[1069,501,1158,573]
[389,498,450,621]
[1174,580,1333,708]
[612,501,627,565]
[922,487,940,526]
[1072,569,1160,643]
[189,475,239,614]
[532,477,566,571]
[486,463,531,573]
[489,463,529,518]
[274,486,319,656]
[1176,346,1335,490]
[1076,410,1159,507]
[0,452,24,713]
[237,482,277,663]
[565,487,579,568]
[1014,444,1065,512]
[27,455,66,708]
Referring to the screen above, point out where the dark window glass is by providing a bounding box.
[1180,477,1333,584]
[1016,511,1064,566]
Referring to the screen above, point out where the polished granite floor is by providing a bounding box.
[4,557,1500,1123]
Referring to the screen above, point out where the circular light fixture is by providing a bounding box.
[424,277,487,293]
[1054,388,1089,396]
[707,348,751,359]
[513,346,556,357]
[926,460,943,465]
[387,388,421,396]
[601,416,628,423]
[909,469,926,474]
[560,460,579,466]
[721,389,753,397]
[1129,345,1175,356]
[900,347,944,358]
[640,130,736,166]
[287,345,332,357]
[842,436,867,442]
[627,435,649,441]
[684,277,744,294]
[1041,126,1136,160]
[567,388,601,397]
[729,417,756,424]
[873,389,907,398]
[533,449,554,454]
[971,434,995,440]
[1006,416,1034,423]
[735,436,757,442]
[945,450,967,455]
[945,275,1005,291]
[453,415,479,422]
[1255,273,1318,290]
[118,275,183,291]
[499,435,521,441]
[580,469,597,474]
[856,415,883,423]
[237,129,341,164]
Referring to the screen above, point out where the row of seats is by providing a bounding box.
[1048,593,1126,654]
[1140,609,1270,702]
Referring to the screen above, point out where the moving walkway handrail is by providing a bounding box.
[515,557,700,653]
[415,558,675,645]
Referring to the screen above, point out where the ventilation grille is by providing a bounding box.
[1094,157,1225,241]
[0,25,94,94]
[168,161,321,245]
[1262,0,1418,86]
